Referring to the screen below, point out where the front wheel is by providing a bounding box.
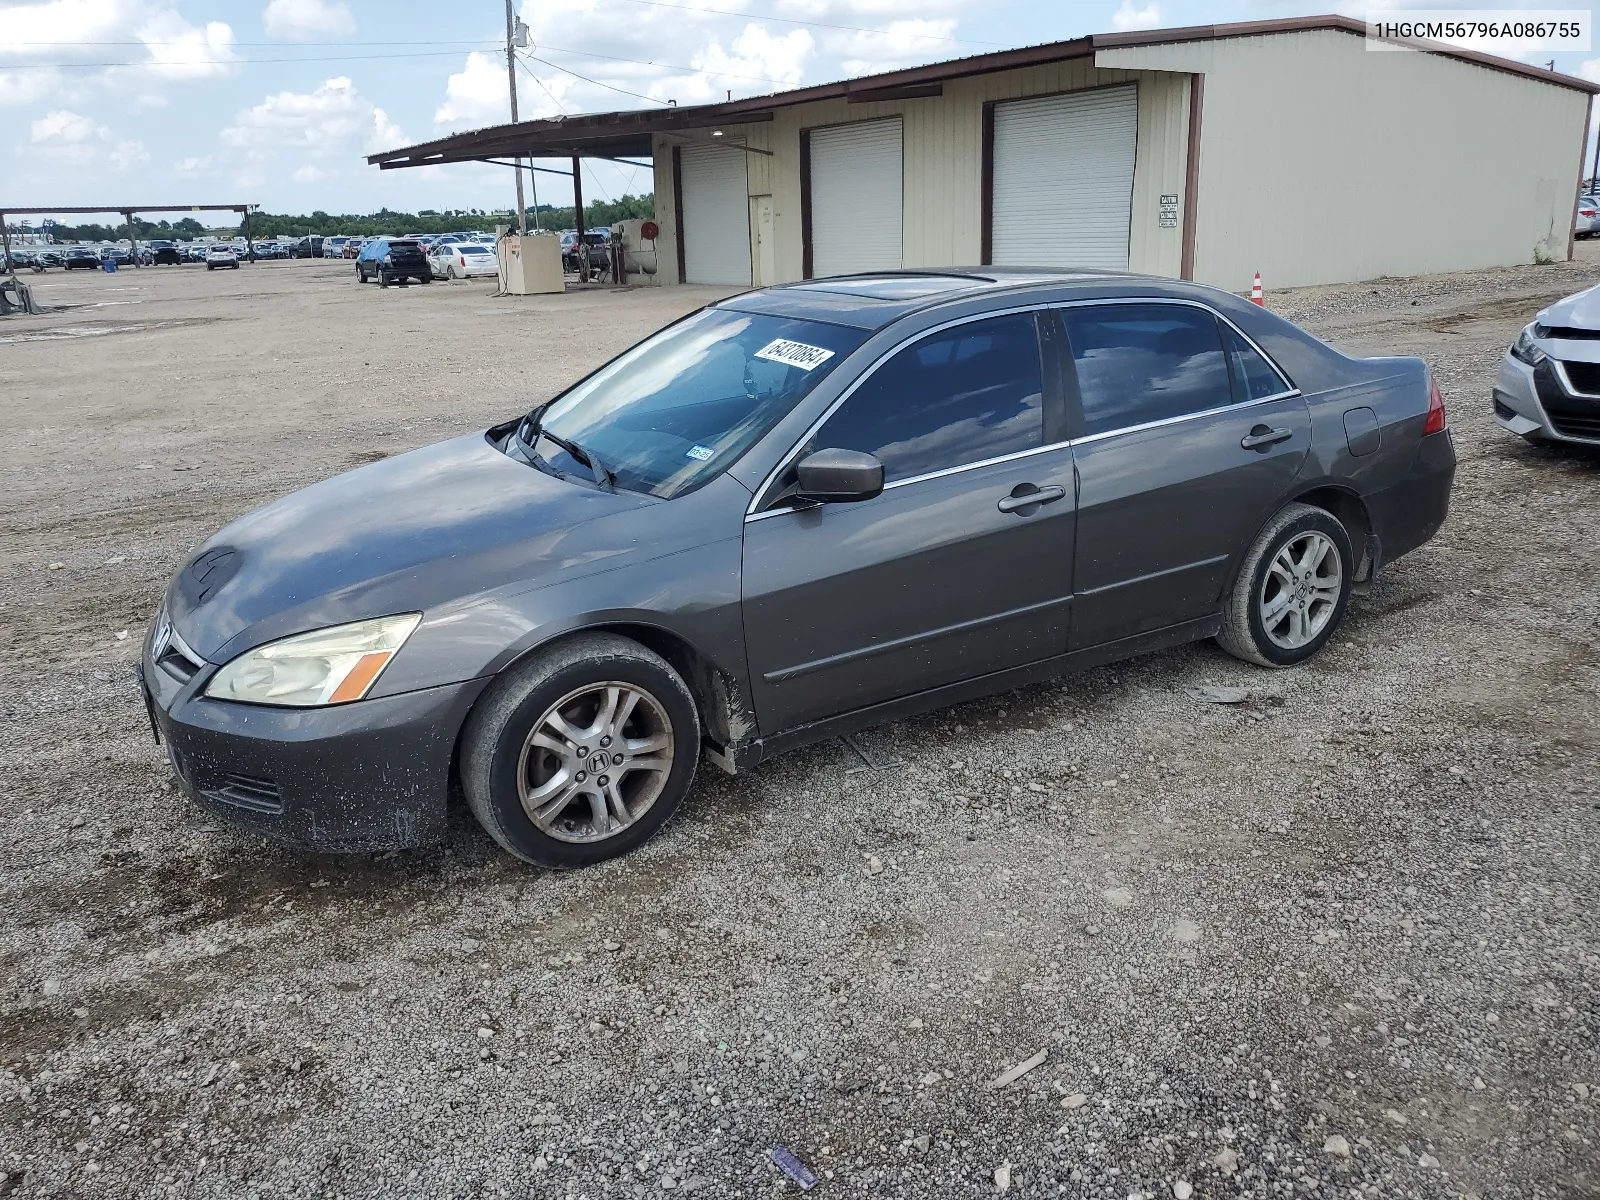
[461,633,701,869]
[1216,502,1353,668]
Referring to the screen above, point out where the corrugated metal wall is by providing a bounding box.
[653,28,1588,290]
[1098,29,1591,288]
[652,59,1191,284]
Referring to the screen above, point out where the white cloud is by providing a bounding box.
[31,109,107,144]
[222,76,408,157]
[175,155,213,172]
[0,1,237,95]
[132,12,237,80]
[650,24,815,104]
[829,19,958,76]
[1110,0,1160,32]
[292,163,327,182]
[262,0,355,41]
[0,68,63,107]
[436,51,511,127]
[26,107,144,167]
[108,138,148,166]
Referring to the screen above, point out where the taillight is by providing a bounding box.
[1423,374,1447,435]
[1583,209,1597,217]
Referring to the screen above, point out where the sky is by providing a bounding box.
[4,0,1600,227]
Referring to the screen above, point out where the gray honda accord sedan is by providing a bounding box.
[140,270,1455,867]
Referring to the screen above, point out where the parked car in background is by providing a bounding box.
[62,247,99,269]
[206,244,240,271]
[187,244,209,263]
[139,269,1456,869]
[355,237,431,285]
[429,240,498,280]
[287,236,324,258]
[324,236,351,259]
[151,242,184,265]
[1576,195,1599,239]
[342,239,366,259]
[1495,284,1600,445]
[100,246,133,267]
[36,249,64,268]
[560,230,611,273]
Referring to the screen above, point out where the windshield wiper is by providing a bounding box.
[542,430,616,492]
[517,406,615,491]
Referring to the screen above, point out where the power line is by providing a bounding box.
[523,51,670,106]
[531,41,797,88]
[515,56,568,113]
[0,49,496,68]
[599,0,992,45]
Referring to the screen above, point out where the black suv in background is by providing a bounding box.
[356,238,432,285]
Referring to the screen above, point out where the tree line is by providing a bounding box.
[40,196,655,243]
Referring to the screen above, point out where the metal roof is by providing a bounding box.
[368,14,1599,171]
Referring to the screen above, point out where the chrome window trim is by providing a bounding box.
[1069,388,1301,448]
[745,302,1055,518]
[743,295,1300,521]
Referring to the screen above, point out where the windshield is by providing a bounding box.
[532,308,868,499]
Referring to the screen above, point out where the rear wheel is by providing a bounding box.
[1217,502,1353,668]
[461,633,700,869]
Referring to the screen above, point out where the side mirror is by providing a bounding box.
[795,448,884,503]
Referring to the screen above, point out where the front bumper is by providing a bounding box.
[1493,352,1600,446]
[141,638,487,852]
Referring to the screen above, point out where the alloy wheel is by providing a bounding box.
[1259,531,1342,650]
[516,682,674,843]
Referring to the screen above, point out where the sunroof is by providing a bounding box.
[793,274,990,301]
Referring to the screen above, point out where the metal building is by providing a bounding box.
[370,15,1597,290]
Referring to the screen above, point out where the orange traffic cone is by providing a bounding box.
[1249,271,1264,306]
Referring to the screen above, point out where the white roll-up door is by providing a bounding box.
[680,144,751,285]
[990,86,1137,270]
[808,119,902,278]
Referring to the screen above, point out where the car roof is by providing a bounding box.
[716,268,1171,330]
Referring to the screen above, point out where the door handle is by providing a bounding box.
[1241,424,1294,451]
[997,484,1067,514]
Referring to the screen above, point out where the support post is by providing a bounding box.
[505,0,526,235]
[573,155,585,243]
[1,211,22,303]
[125,210,139,266]
[243,207,254,262]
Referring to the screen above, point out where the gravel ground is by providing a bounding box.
[0,255,1596,1200]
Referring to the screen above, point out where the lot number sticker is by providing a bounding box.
[754,339,835,371]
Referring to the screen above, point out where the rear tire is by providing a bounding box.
[461,633,701,869]
[1216,502,1353,668]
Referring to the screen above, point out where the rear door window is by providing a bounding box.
[1060,304,1231,437]
[812,313,1044,484]
[1223,326,1292,402]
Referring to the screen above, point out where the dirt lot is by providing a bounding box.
[0,253,1596,1200]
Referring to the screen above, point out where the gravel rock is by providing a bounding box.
[2,254,1598,1199]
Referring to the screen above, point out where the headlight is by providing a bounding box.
[205,614,421,707]
[1511,323,1546,366]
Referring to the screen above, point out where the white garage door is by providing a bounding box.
[808,119,902,278]
[680,144,751,285]
[991,86,1137,270]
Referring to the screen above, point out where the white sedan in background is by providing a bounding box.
[429,241,498,280]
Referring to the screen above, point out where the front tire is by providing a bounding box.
[461,633,701,869]
[1216,502,1353,668]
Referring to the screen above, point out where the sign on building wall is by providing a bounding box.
[1159,194,1180,228]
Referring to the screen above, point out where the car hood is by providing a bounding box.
[1539,284,1600,331]
[168,433,656,663]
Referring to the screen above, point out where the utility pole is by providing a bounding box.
[505,0,528,235]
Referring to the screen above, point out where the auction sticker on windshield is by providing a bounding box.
[754,339,836,371]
